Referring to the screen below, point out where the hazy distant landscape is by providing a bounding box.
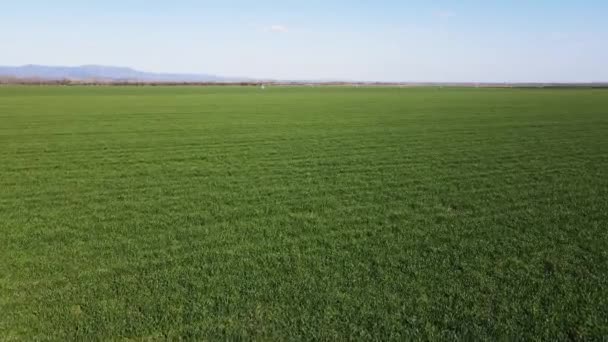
[0,65,249,83]
[1,65,606,87]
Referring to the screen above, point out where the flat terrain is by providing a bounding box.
[1,86,607,339]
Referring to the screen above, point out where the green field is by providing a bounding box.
[1,86,607,339]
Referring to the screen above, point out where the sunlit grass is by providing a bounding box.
[1,86,607,339]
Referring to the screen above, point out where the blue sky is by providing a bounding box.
[2,1,607,82]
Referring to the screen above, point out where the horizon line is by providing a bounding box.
[1,64,606,84]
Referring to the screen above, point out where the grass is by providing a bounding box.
[1,86,607,339]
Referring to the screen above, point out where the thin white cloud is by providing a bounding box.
[267,25,288,33]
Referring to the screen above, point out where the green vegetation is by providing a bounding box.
[1,86,607,339]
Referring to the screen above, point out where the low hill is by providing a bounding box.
[0,65,248,83]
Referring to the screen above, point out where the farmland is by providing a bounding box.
[1,86,607,339]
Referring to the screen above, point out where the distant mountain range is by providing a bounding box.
[1,65,607,86]
[0,65,250,83]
